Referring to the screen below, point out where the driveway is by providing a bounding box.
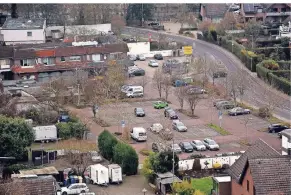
[122,26,291,122]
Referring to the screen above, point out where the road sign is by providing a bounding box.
[218,110,222,117]
[121,120,125,128]
[183,46,193,55]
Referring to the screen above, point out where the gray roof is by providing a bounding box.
[243,4,263,13]
[249,156,291,195]
[160,176,182,185]
[2,18,45,30]
[203,4,228,18]
[281,129,291,139]
[228,139,280,183]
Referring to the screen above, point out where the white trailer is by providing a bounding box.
[108,164,122,184]
[89,164,109,186]
[33,125,58,142]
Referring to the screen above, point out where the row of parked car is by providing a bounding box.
[152,138,220,154]
[128,53,164,61]
[213,99,251,116]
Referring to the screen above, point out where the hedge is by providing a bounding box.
[56,121,88,140]
[278,61,291,70]
[256,62,271,81]
[98,130,118,161]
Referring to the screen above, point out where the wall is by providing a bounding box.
[178,155,240,171]
[281,135,291,155]
[231,166,254,195]
[127,42,151,55]
[45,24,112,37]
[1,29,45,45]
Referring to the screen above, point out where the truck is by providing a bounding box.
[33,125,58,142]
[108,164,122,184]
[89,164,109,186]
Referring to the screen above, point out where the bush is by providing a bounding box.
[258,107,271,118]
[98,130,118,161]
[262,59,279,70]
[19,107,58,126]
[56,122,88,140]
[278,61,291,70]
[269,72,291,95]
[151,151,179,174]
[113,142,138,175]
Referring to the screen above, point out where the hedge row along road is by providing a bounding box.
[122,27,291,122]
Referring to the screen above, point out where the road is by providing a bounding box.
[122,27,291,122]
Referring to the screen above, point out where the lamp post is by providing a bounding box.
[142,188,147,195]
[250,35,254,71]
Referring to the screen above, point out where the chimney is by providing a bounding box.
[11,4,18,18]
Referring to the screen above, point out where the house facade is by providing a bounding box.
[0,18,46,45]
[0,42,129,81]
[228,139,291,195]
[200,4,228,23]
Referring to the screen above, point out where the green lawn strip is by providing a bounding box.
[191,177,213,194]
[207,123,231,135]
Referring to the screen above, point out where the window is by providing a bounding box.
[20,59,35,67]
[27,31,32,37]
[60,56,66,62]
[69,56,81,61]
[0,59,9,65]
[92,54,101,62]
[42,57,54,65]
[247,180,250,191]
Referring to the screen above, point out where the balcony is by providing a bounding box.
[0,64,10,69]
[266,12,291,16]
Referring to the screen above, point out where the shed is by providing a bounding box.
[155,172,182,195]
[211,176,231,195]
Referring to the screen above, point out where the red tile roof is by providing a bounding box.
[11,65,38,74]
[35,50,55,57]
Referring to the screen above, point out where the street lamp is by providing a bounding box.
[142,188,147,195]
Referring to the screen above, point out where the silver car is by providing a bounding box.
[203,138,219,151]
[191,140,206,151]
[148,60,159,67]
[171,143,182,153]
[172,120,187,132]
[149,123,163,133]
[137,54,146,61]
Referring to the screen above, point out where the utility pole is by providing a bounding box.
[141,4,144,27]
[231,22,234,53]
[251,35,254,71]
[172,135,175,187]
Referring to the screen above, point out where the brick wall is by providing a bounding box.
[231,167,255,195]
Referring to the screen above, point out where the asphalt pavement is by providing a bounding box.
[122,27,291,122]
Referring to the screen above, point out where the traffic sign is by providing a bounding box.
[183,46,193,55]
[218,110,222,117]
[121,120,125,128]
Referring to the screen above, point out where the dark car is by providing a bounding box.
[154,53,163,60]
[268,124,288,133]
[134,107,145,117]
[129,68,145,77]
[165,110,179,120]
[179,142,194,153]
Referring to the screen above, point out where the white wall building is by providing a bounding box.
[0,18,46,45]
[45,23,111,37]
[127,42,173,58]
[281,129,291,155]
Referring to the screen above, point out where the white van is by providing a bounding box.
[126,86,143,93]
[130,127,147,141]
[126,90,143,98]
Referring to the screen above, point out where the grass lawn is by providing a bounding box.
[191,177,213,194]
[207,123,231,135]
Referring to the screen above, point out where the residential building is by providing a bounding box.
[153,4,180,21]
[0,175,59,195]
[200,4,228,23]
[264,4,291,24]
[281,129,291,155]
[0,42,129,81]
[0,18,46,45]
[240,4,265,22]
[0,47,14,80]
[228,139,291,195]
[211,176,231,195]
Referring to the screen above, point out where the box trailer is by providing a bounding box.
[108,164,122,184]
[33,125,58,142]
[89,164,109,186]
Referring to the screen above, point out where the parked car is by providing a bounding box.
[154,53,163,60]
[179,142,194,153]
[121,84,134,93]
[126,91,143,98]
[203,138,219,151]
[149,123,163,133]
[228,107,251,116]
[186,86,207,94]
[89,151,103,163]
[148,60,159,67]
[172,120,187,132]
[191,140,206,151]
[164,107,173,116]
[213,99,226,107]
[165,110,179,120]
[153,101,168,109]
[171,143,182,153]
[137,54,146,61]
[278,129,291,138]
[268,124,289,133]
[129,54,137,61]
[134,107,145,117]
[129,68,145,77]
[152,142,168,153]
[61,183,89,195]
[216,101,235,110]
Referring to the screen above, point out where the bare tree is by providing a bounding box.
[157,32,167,50]
[138,76,150,93]
[227,70,249,105]
[186,93,202,116]
[174,87,187,110]
[153,68,163,98]
[111,15,126,38]
[162,76,172,101]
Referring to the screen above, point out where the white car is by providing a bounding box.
[137,54,146,61]
[61,183,89,195]
[149,123,163,133]
[172,120,187,132]
[191,140,206,151]
[203,138,220,151]
[148,60,159,67]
